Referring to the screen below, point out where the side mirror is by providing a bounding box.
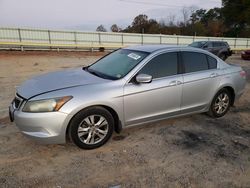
[136,74,152,84]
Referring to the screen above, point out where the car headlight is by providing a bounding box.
[242,51,245,55]
[22,96,72,112]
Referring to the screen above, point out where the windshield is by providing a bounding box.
[189,41,206,48]
[87,49,149,80]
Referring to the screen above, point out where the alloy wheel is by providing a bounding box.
[77,115,109,145]
[213,93,230,114]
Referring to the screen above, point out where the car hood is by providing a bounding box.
[17,68,108,99]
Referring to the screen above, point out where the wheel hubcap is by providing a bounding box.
[77,115,108,145]
[214,93,229,114]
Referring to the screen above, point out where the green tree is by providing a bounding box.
[110,24,121,32]
[147,19,161,34]
[201,8,221,26]
[222,0,250,37]
[96,25,107,32]
[129,14,149,33]
[190,9,206,24]
[123,14,162,34]
[132,14,148,28]
[190,8,224,36]
[122,3,250,37]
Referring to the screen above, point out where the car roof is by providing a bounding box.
[125,45,188,53]
[192,41,228,44]
[124,44,221,59]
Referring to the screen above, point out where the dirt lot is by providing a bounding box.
[0,51,250,188]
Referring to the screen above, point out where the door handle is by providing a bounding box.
[169,80,182,86]
[210,73,218,78]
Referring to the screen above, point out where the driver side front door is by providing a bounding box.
[123,52,183,126]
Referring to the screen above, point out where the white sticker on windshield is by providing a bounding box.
[128,53,141,60]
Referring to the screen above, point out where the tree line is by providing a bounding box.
[96,0,250,38]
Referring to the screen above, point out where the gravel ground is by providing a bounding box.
[0,51,249,188]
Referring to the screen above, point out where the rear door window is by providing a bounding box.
[212,42,221,47]
[181,52,209,73]
[207,42,213,48]
[207,55,217,69]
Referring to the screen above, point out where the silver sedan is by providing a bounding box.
[9,45,246,149]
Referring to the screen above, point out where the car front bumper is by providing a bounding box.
[9,104,72,144]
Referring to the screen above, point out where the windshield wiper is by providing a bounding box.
[84,67,117,80]
[88,69,102,78]
[84,67,100,77]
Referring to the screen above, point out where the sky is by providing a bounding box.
[0,0,222,31]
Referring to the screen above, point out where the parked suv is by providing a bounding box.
[189,41,232,60]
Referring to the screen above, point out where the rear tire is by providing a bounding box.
[208,89,232,118]
[69,107,114,149]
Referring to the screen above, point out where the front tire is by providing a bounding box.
[69,107,114,149]
[208,89,232,118]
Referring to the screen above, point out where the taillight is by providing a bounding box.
[240,70,246,78]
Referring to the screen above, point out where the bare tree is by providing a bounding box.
[182,7,189,26]
[167,14,176,26]
[182,6,198,26]
[159,19,166,27]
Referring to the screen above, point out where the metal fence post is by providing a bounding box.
[247,39,249,48]
[98,32,101,45]
[160,34,162,44]
[234,38,237,48]
[141,34,143,45]
[74,32,77,45]
[48,30,52,50]
[17,28,23,51]
[177,36,179,45]
[48,30,51,44]
[121,33,124,46]
[18,28,22,42]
